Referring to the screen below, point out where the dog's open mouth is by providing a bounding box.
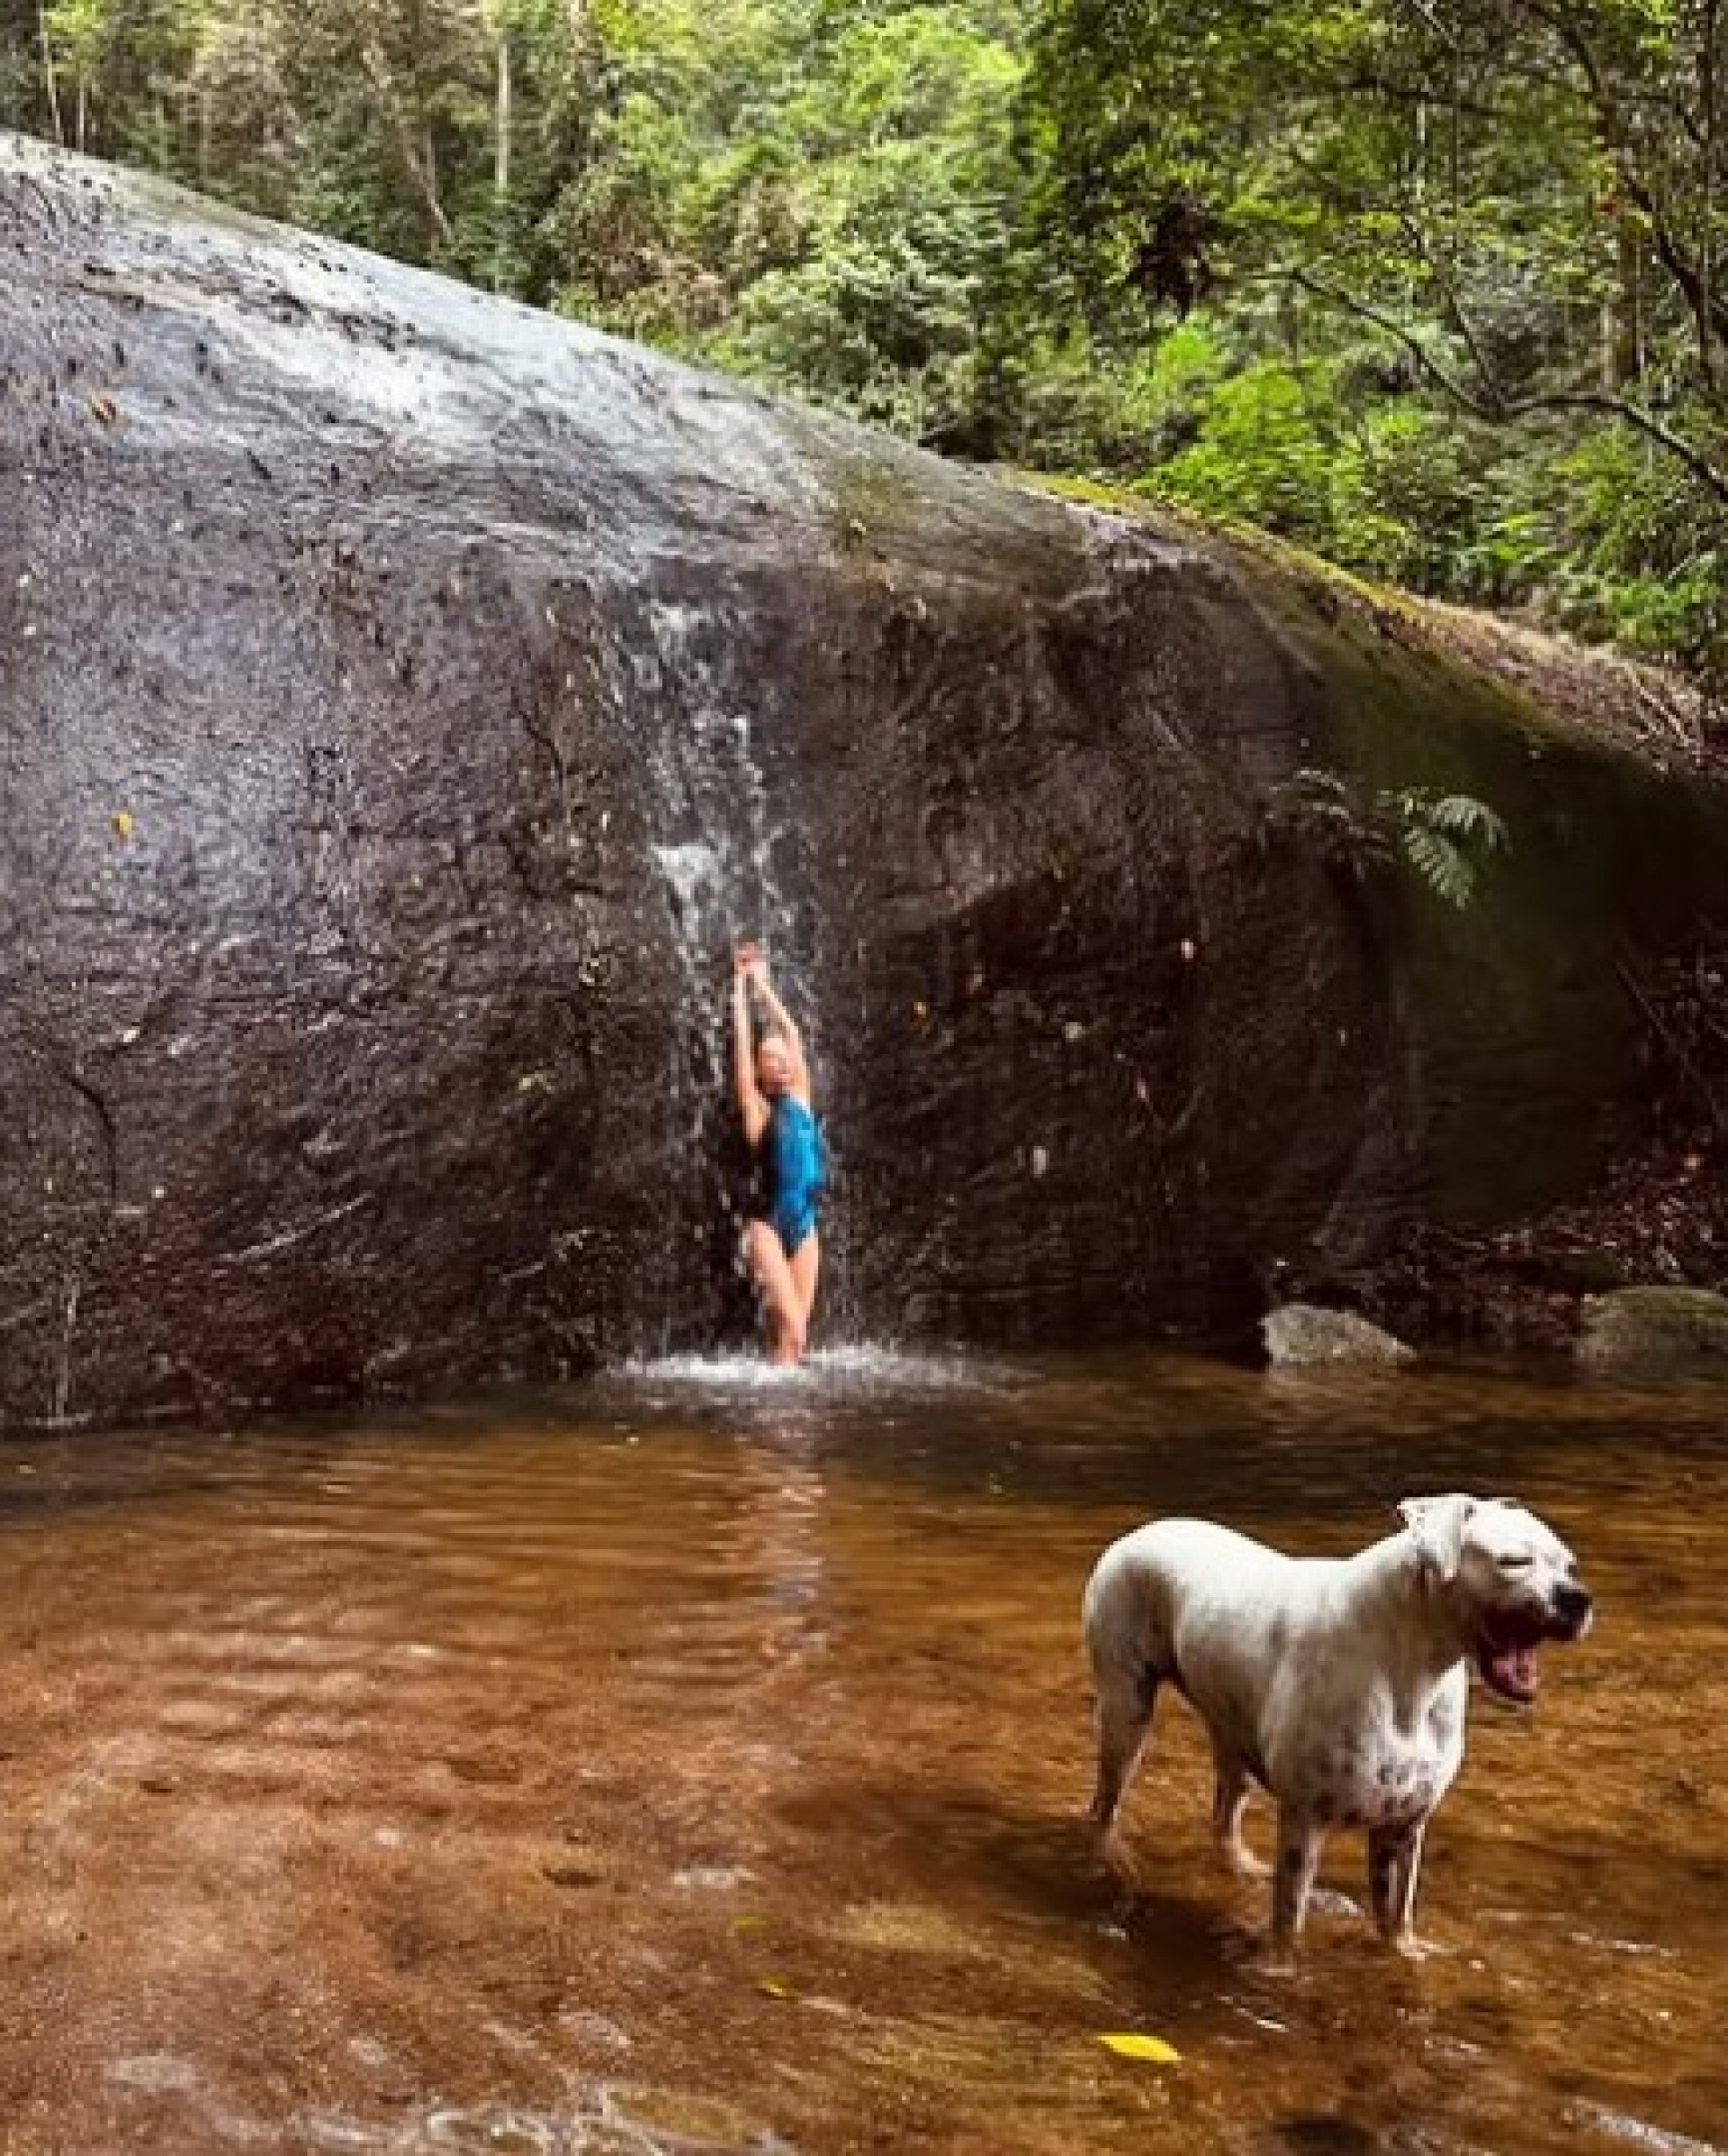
[1475,1616,1547,1705]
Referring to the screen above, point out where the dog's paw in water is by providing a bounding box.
[1389,1930,1452,1963]
[1246,1933,1303,1981]
[1089,1818,1143,1889]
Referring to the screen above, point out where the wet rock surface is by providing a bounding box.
[1577,1286,1728,1373]
[1261,1304,1415,1369]
[5,135,1728,1426]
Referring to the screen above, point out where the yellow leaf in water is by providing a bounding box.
[731,1915,769,1934]
[1097,2033,1181,2065]
[755,1978,796,2000]
[112,810,135,839]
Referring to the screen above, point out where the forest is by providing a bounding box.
[4,0,1725,686]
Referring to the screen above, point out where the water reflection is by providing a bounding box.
[0,1350,1720,2154]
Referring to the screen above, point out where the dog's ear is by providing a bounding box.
[1398,1493,1477,1582]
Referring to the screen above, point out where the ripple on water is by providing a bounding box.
[2,1349,1725,2156]
[297,2086,797,2154]
[608,1343,1012,1404]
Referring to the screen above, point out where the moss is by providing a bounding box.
[1022,474,1728,1224]
[950,462,1728,1233]
[1004,467,1146,515]
[856,453,1728,1236]
[1007,464,1417,610]
[1580,1285,1728,1367]
[1280,606,1728,1223]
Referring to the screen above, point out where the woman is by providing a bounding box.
[731,942,824,1365]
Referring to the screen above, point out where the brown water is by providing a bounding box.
[0,1349,1723,2156]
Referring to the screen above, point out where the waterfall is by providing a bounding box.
[612,588,819,1357]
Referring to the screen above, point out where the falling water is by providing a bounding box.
[607,587,820,1358]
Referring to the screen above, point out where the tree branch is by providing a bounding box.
[1286,268,1503,414]
[1286,267,1728,504]
[1514,0,1728,367]
[1396,210,1500,398]
[1516,388,1728,504]
[361,40,454,249]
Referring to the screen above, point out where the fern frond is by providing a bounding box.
[1423,793,1508,849]
[1400,824,1476,907]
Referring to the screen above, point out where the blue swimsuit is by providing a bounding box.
[752,1096,825,1256]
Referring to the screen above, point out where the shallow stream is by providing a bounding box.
[0,1349,1722,2155]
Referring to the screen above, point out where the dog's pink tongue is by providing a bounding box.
[1498,1643,1540,1697]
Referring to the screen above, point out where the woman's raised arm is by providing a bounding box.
[732,943,770,1147]
[748,964,811,1104]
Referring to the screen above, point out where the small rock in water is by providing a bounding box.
[542,1861,606,1890]
[672,1864,755,1891]
[104,2055,200,2092]
[1576,1285,1728,1374]
[554,2007,633,2052]
[1261,1304,1414,1370]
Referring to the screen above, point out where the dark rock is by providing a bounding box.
[1577,1286,1728,1373]
[5,136,1728,1428]
[1262,1304,1414,1370]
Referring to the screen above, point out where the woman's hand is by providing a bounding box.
[734,940,768,986]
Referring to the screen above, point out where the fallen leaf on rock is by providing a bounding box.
[112,810,135,839]
[756,1978,797,2000]
[1097,2032,1181,2065]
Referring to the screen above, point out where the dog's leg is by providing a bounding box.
[1271,1807,1324,1953]
[1368,1821,1434,1956]
[1088,1664,1157,1872]
[1210,1749,1268,1879]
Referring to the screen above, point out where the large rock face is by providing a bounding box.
[4,133,1728,1427]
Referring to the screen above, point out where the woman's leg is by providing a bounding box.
[744,1220,806,1364]
[789,1231,820,1334]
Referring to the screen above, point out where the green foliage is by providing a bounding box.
[546,0,1025,442]
[1010,0,1728,670]
[2,0,1725,681]
[1390,788,1512,910]
[1270,768,1509,910]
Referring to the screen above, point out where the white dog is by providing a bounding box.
[1082,1494,1593,1954]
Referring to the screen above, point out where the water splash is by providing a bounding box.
[608,1344,1004,1398]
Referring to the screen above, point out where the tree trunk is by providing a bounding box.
[37,4,65,146]
[493,25,513,293]
[1702,0,1722,392]
[1602,218,1643,390]
[361,40,455,252]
